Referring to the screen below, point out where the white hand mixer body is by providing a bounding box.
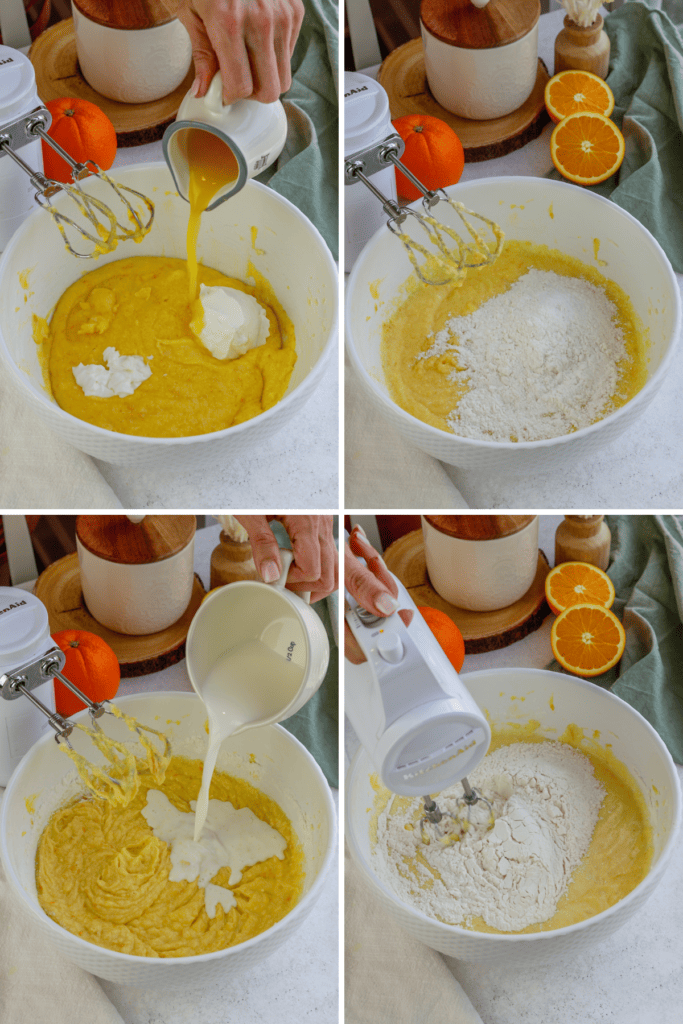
[345,573,494,840]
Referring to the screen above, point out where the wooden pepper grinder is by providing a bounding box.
[555,515,611,570]
[210,516,259,589]
[554,12,610,79]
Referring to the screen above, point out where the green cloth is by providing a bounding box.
[549,0,683,272]
[257,0,339,260]
[271,521,339,789]
[548,515,683,764]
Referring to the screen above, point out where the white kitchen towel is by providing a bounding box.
[0,834,124,1024]
[0,374,122,509]
[344,358,469,510]
[345,845,484,1024]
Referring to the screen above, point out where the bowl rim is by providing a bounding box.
[0,690,338,964]
[0,164,339,448]
[346,666,683,943]
[345,175,682,452]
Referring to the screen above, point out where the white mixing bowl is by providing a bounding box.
[0,163,338,468]
[0,692,337,986]
[346,667,681,965]
[346,176,681,473]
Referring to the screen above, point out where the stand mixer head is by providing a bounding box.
[345,571,495,843]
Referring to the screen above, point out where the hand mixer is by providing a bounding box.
[345,571,495,843]
[345,134,504,287]
[0,106,154,258]
[0,587,169,800]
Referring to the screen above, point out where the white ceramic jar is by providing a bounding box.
[76,515,196,635]
[344,71,397,270]
[421,0,540,120]
[72,0,192,104]
[422,514,539,611]
[0,45,43,251]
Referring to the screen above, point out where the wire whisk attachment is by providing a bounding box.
[345,132,504,286]
[419,778,495,845]
[0,106,154,258]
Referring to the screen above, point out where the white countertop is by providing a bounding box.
[345,514,683,1024]
[348,7,683,509]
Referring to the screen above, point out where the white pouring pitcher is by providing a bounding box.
[185,549,330,731]
[162,72,288,211]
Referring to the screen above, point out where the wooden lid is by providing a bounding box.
[72,0,181,30]
[420,0,540,49]
[76,515,196,564]
[423,515,536,540]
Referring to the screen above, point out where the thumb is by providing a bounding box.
[235,516,282,584]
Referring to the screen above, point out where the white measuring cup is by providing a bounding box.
[162,72,288,210]
[185,549,330,732]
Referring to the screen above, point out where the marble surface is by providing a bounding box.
[348,7,683,509]
[76,142,339,509]
[345,515,683,1024]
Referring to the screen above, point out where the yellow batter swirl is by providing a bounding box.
[36,756,304,957]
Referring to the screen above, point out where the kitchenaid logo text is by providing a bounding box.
[0,58,16,66]
[286,642,296,661]
[345,85,368,98]
[0,600,26,615]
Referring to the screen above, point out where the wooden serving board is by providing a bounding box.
[29,19,194,147]
[383,529,550,654]
[34,554,206,676]
[378,40,550,163]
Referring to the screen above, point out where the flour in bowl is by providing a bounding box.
[416,269,627,442]
[373,742,605,932]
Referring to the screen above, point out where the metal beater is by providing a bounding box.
[345,132,504,286]
[0,105,154,258]
[0,588,169,801]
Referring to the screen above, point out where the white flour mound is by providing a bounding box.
[416,269,627,442]
[373,742,605,932]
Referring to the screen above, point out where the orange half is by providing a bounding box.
[551,111,625,186]
[545,561,615,615]
[551,603,625,677]
[545,70,615,123]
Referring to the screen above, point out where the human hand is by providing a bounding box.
[235,515,338,602]
[344,526,413,664]
[178,0,305,104]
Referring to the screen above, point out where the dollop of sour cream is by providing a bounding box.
[72,347,152,398]
[141,789,287,918]
[190,284,270,360]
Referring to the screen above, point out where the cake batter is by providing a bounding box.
[372,725,653,933]
[35,755,304,957]
[381,240,647,442]
[39,256,296,437]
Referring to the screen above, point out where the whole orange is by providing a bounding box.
[52,630,120,716]
[417,606,466,672]
[392,115,464,202]
[42,98,117,184]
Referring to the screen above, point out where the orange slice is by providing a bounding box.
[551,603,625,677]
[545,561,615,616]
[550,112,625,186]
[545,70,615,124]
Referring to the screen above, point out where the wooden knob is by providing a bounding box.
[72,0,181,30]
[420,0,540,49]
[423,515,536,540]
[76,515,196,564]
